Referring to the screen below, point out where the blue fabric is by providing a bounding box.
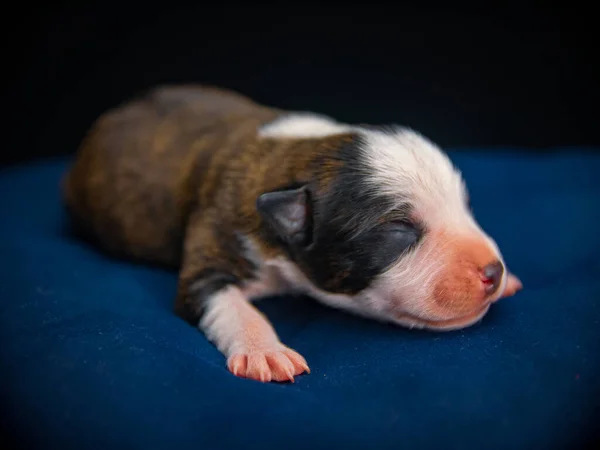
[1,151,599,450]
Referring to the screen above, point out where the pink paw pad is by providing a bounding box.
[227,347,310,383]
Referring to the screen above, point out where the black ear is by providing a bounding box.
[256,186,312,245]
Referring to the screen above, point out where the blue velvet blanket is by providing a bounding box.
[1,151,599,450]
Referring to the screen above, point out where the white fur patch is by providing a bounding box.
[358,127,471,229]
[199,285,281,357]
[241,244,393,324]
[258,113,352,139]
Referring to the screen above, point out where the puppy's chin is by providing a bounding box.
[391,303,491,331]
[384,274,522,332]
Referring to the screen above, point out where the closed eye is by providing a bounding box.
[385,220,416,232]
[378,220,422,251]
[355,219,422,272]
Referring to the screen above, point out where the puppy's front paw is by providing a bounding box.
[227,345,310,383]
[501,273,523,298]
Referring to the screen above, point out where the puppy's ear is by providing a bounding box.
[256,186,312,246]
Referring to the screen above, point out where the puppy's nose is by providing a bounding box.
[481,261,504,296]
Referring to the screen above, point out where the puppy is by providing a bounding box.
[62,85,522,383]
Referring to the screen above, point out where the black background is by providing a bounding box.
[2,4,598,169]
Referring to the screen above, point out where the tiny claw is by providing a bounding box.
[286,367,296,382]
[231,359,242,377]
[259,371,271,383]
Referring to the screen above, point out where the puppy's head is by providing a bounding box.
[257,125,522,330]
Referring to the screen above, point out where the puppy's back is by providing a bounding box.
[62,84,279,265]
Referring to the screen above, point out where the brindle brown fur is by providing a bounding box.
[62,84,353,322]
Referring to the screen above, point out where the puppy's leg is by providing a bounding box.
[200,286,309,382]
[175,211,309,383]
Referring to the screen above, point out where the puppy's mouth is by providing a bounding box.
[390,273,522,331]
[393,304,491,331]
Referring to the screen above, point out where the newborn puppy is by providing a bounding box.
[63,85,523,383]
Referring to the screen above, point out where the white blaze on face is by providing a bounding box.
[359,128,469,226]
